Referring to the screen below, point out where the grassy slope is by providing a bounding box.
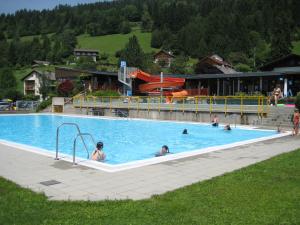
[292,41,300,54]
[77,29,157,56]
[0,149,299,225]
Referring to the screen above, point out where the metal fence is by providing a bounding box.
[16,101,39,111]
[73,96,270,116]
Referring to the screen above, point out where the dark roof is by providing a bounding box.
[259,54,300,71]
[21,70,55,81]
[164,71,285,80]
[198,54,232,68]
[154,50,175,58]
[55,67,117,79]
[74,48,99,53]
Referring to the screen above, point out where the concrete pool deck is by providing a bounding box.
[0,135,299,201]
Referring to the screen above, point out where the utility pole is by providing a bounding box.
[160,71,163,97]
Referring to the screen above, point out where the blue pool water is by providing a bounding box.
[0,115,277,165]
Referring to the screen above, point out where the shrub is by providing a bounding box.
[295,93,300,109]
[57,80,74,97]
[89,90,120,97]
[278,97,295,104]
[234,63,252,72]
[36,98,52,112]
[23,94,39,101]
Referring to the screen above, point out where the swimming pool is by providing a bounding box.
[0,114,284,170]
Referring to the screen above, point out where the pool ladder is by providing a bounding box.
[55,123,96,165]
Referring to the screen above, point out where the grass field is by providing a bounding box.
[292,41,300,54]
[77,29,157,56]
[0,149,299,225]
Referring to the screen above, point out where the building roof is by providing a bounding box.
[74,48,99,53]
[195,54,237,74]
[21,70,56,81]
[55,67,117,79]
[259,53,300,71]
[164,71,287,80]
[154,50,175,58]
[198,54,233,68]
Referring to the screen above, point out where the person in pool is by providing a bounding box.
[92,141,106,161]
[155,145,169,157]
[212,115,219,127]
[182,129,188,134]
[224,124,231,131]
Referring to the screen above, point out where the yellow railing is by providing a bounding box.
[72,95,270,116]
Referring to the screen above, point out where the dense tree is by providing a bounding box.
[0,32,8,67]
[270,0,293,59]
[0,68,16,89]
[119,35,145,68]
[120,21,131,34]
[0,0,300,69]
[39,73,53,100]
[41,34,51,60]
[170,55,189,74]
[141,9,153,32]
[0,68,20,100]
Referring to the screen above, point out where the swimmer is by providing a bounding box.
[182,129,188,134]
[92,141,106,161]
[155,145,169,157]
[224,124,231,131]
[212,115,219,127]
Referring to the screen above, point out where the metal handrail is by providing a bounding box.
[73,133,96,165]
[73,95,270,116]
[55,123,90,162]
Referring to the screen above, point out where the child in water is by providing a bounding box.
[92,141,106,161]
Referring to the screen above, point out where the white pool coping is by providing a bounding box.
[0,113,292,172]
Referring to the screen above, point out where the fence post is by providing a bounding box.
[240,96,243,116]
[257,97,260,117]
[159,96,161,113]
[209,96,212,114]
[182,97,185,113]
[224,97,227,116]
[196,96,198,113]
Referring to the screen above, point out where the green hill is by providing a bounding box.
[77,29,157,56]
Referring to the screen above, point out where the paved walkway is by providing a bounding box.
[0,135,299,201]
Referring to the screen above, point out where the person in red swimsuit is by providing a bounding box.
[293,110,299,136]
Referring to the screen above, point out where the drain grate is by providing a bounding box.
[40,180,61,186]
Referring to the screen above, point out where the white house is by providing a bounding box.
[22,70,56,100]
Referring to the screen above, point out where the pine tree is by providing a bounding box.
[41,34,51,60]
[270,0,293,59]
[0,32,8,67]
[120,35,145,68]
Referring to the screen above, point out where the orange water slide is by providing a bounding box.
[129,70,185,93]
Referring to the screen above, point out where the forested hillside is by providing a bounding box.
[0,0,299,69]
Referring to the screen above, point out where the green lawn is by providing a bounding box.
[0,149,299,225]
[77,29,157,56]
[292,41,300,54]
